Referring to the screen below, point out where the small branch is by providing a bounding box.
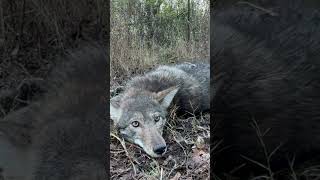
[110,133,137,175]
[238,1,279,17]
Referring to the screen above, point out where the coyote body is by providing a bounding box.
[111,62,209,157]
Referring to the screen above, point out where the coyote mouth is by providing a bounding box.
[146,149,166,158]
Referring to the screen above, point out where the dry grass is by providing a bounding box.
[110,0,209,83]
[110,35,209,85]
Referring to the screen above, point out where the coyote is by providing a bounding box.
[110,62,210,157]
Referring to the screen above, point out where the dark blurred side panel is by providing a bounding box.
[210,0,320,179]
[0,0,110,179]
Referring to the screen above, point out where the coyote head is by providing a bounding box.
[110,86,179,157]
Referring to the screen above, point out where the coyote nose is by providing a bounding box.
[153,145,167,155]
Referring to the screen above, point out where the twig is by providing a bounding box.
[110,133,137,175]
[241,119,283,180]
[238,1,279,17]
[288,155,298,180]
[160,166,163,180]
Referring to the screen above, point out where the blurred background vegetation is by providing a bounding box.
[110,0,209,82]
[0,0,108,117]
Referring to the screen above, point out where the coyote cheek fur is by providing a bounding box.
[110,63,210,157]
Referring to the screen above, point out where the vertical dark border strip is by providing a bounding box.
[105,0,111,178]
[209,0,215,178]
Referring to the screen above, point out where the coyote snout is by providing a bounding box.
[133,126,167,157]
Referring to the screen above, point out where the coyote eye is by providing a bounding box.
[154,115,161,122]
[131,121,139,127]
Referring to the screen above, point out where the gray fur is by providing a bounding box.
[125,62,210,112]
[110,62,209,157]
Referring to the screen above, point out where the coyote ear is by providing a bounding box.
[156,86,179,109]
[110,96,122,124]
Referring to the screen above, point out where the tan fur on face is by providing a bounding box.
[124,112,166,157]
[111,91,169,155]
[136,126,166,157]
